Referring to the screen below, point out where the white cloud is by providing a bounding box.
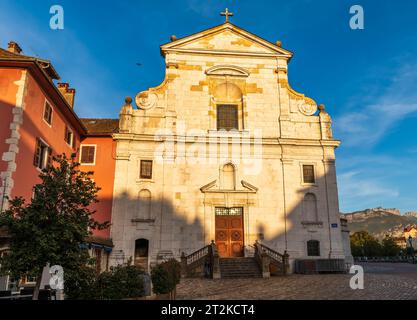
[338,170,399,201]
[334,63,417,147]
[186,0,216,17]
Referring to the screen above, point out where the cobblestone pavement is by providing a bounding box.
[176,263,417,300]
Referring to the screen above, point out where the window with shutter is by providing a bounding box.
[217,105,238,131]
[64,126,73,146]
[33,138,50,169]
[140,160,153,179]
[80,145,96,164]
[303,165,315,184]
[43,101,53,125]
[33,138,41,167]
[47,147,53,167]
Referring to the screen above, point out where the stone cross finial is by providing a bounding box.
[220,8,234,22]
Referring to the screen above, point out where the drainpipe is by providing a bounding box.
[0,179,7,213]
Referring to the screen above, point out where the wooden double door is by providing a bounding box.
[215,207,244,257]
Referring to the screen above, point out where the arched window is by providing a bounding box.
[223,163,235,190]
[302,193,318,222]
[213,82,243,131]
[138,189,151,219]
[307,240,320,256]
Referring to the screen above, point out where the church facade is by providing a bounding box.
[110,21,353,272]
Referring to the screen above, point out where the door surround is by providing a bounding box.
[215,207,244,258]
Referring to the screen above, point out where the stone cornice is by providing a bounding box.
[112,133,341,148]
[163,48,288,59]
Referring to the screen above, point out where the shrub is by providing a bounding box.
[66,264,145,300]
[151,259,181,295]
[65,266,98,300]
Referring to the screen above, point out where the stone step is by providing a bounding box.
[222,274,262,279]
[219,257,262,279]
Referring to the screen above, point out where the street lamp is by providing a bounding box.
[408,236,414,264]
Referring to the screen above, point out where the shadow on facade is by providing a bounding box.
[0,97,82,206]
[259,171,349,265]
[103,191,206,271]
[101,167,350,272]
[0,97,350,271]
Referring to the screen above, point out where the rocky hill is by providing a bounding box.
[342,208,417,240]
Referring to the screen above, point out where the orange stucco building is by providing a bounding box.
[0,41,116,272]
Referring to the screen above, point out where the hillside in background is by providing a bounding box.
[342,208,417,239]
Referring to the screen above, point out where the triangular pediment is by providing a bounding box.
[161,23,292,58]
[200,179,258,193]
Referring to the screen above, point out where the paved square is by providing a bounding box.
[176,263,417,300]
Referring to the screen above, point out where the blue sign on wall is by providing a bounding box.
[331,223,338,228]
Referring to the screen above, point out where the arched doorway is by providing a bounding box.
[134,239,149,272]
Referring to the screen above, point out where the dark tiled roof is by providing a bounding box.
[0,47,32,59]
[0,47,60,79]
[81,118,119,135]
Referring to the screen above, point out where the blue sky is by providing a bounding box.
[1,0,417,213]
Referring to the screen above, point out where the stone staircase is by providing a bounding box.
[219,257,262,279]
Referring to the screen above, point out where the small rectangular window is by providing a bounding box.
[64,126,74,147]
[303,165,315,184]
[140,160,153,179]
[80,145,96,164]
[43,101,53,125]
[217,104,238,131]
[307,240,320,256]
[33,138,52,169]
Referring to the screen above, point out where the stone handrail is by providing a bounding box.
[209,240,221,279]
[254,241,289,276]
[254,243,270,278]
[180,241,220,279]
[186,245,210,266]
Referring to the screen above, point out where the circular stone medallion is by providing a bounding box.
[135,91,157,110]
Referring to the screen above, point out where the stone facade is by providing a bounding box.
[110,22,350,272]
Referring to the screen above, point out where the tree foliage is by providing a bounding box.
[0,154,109,299]
[381,237,402,257]
[151,259,181,295]
[350,231,402,257]
[65,263,145,300]
[350,231,382,257]
[95,264,145,300]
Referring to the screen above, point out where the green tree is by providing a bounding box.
[94,264,145,300]
[350,231,382,257]
[382,237,402,257]
[151,259,181,297]
[0,154,109,299]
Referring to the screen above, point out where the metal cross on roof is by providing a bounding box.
[220,8,234,23]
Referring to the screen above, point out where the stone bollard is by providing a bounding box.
[180,252,187,278]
